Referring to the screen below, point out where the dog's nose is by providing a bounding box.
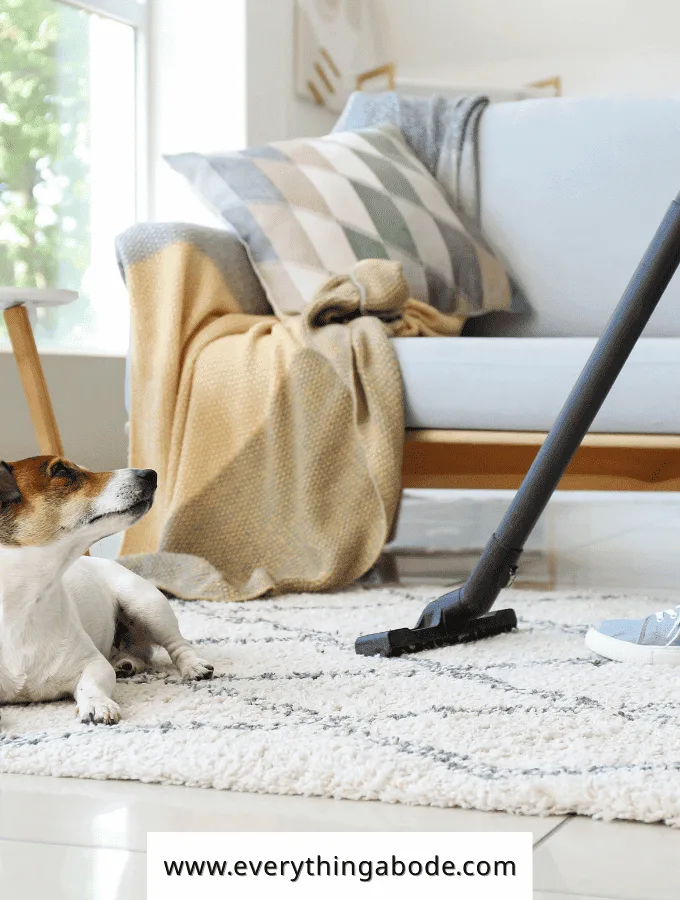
[134,469,157,490]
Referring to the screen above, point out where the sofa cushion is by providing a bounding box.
[164,124,512,321]
[394,336,680,433]
[458,98,680,337]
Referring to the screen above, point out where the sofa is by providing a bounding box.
[127,96,680,494]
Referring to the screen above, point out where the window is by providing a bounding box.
[0,0,145,355]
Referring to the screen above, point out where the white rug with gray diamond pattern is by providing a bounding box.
[1,587,678,826]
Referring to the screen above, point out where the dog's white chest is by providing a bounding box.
[0,614,74,702]
[0,574,113,702]
[0,626,47,701]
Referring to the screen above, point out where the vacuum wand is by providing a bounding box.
[357,194,680,657]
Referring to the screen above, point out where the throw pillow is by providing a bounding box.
[165,124,511,320]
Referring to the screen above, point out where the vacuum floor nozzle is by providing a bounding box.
[355,607,517,658]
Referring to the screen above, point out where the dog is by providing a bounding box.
[0,456,214,725]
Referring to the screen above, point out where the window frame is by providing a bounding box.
[57,0,149,221]
[58,0,145,27]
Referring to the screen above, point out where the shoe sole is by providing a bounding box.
[585,627,680,665]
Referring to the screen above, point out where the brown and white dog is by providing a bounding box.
[0,456,213,725]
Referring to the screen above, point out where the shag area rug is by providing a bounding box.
[1,586,678,826]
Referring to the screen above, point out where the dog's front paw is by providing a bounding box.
[178,656,214,682]
[76,697,121,725]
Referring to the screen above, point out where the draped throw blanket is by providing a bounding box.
[115,93,509,602]
[115,229,465,602]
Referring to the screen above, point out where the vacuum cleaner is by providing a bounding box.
[356,192,680,658]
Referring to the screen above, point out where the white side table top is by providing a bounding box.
[0,288,79,311]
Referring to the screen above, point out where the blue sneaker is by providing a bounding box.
[586,604,680,664]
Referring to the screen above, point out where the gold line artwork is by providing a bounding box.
[307,79,325,105]
[295,0,393,113]
[356,62,395,91]
[527,75,562,95]
[319,47,341,79]
[315,62,335,93]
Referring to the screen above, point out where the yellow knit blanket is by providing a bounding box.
[117,233,464,601]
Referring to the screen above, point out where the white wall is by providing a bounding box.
[156,0,680,167]
[245,0,680,145]
[1,353,127,470]
[148,0,248,222]
[388,0,680,97]
[160,0,680,180]
[246,0,336,145]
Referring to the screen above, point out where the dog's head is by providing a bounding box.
[0,457,157,549]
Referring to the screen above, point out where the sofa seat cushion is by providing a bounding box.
[394,336,680,433]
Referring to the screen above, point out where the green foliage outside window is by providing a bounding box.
[0,0,91,339]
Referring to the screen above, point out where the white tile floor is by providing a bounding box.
[7,497,680,899]
[1,773,677,900]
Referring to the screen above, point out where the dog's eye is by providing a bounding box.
[50,462,72,479]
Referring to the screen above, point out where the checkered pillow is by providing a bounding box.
[165,124,511,319]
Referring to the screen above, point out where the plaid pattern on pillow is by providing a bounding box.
[165,124,511,319]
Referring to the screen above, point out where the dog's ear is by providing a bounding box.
[0,462,21,505]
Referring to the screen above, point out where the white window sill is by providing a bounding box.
[0,345,128,360]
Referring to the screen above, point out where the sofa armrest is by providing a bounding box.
[116,222,272,317]
[116,222,273,417]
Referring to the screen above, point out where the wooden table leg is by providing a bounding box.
[4,305,64,457]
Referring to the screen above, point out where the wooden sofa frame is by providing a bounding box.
[403,430,680,493]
